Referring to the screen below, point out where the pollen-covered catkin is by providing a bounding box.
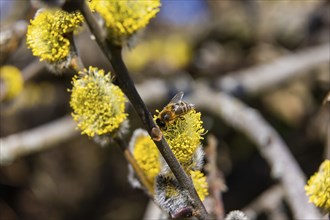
[26,9,83,63]
[70,66,127,137]
[88,0,160,45]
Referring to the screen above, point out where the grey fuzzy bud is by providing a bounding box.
[225,210,249,220]
[155,174,193,218]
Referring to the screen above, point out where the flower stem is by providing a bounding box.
[67,33,84,72]
[113,135,154,197]
[75,1,209,219]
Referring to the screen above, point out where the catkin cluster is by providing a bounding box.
[88,0,160,46]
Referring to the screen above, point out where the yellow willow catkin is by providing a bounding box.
[0,65,23,100]
[26,9,83,63]
[88,0,160,45]
[70,66,127,137]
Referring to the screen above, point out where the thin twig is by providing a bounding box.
[323,95,330,160]
[326,123,330,160]
[0,80,7,102]
[113,135,154,197]
[22,59,45,81]
[0,115,79,165]
[189,84,322,219]
[204,134,226,219]
[217,43,330,96]
[67,33,85,72]
[0,20,28,64]
[76,2,209,219]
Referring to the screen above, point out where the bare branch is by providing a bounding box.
[204,134,226,219]
[323,93,330,160]
[21,59,45,81]
[217,43,330,96]
[326,122,330,160]
[0,115,79,165]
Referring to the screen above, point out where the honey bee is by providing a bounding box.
[156,91,194,129]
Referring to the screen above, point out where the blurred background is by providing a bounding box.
[0,0,329,219]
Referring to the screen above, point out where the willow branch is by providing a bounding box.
[323,96,330,160]
[113,135,154,197]
[217,43,330,96]
[21,59,45,81]
[67,33,85,72]
[204,134,226,219]
[0,115,79,165]
[76,2,208,219]
[326,123,330,160]
[189,84,322,219]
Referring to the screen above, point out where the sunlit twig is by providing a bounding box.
[0,115,79,165]
[217,43,330,96]
[204,134,226,219]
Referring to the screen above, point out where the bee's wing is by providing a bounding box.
[169,91,184,104]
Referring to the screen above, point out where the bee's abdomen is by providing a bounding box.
[175,102,194,115]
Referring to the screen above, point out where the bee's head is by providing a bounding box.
[156,118,166,129]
